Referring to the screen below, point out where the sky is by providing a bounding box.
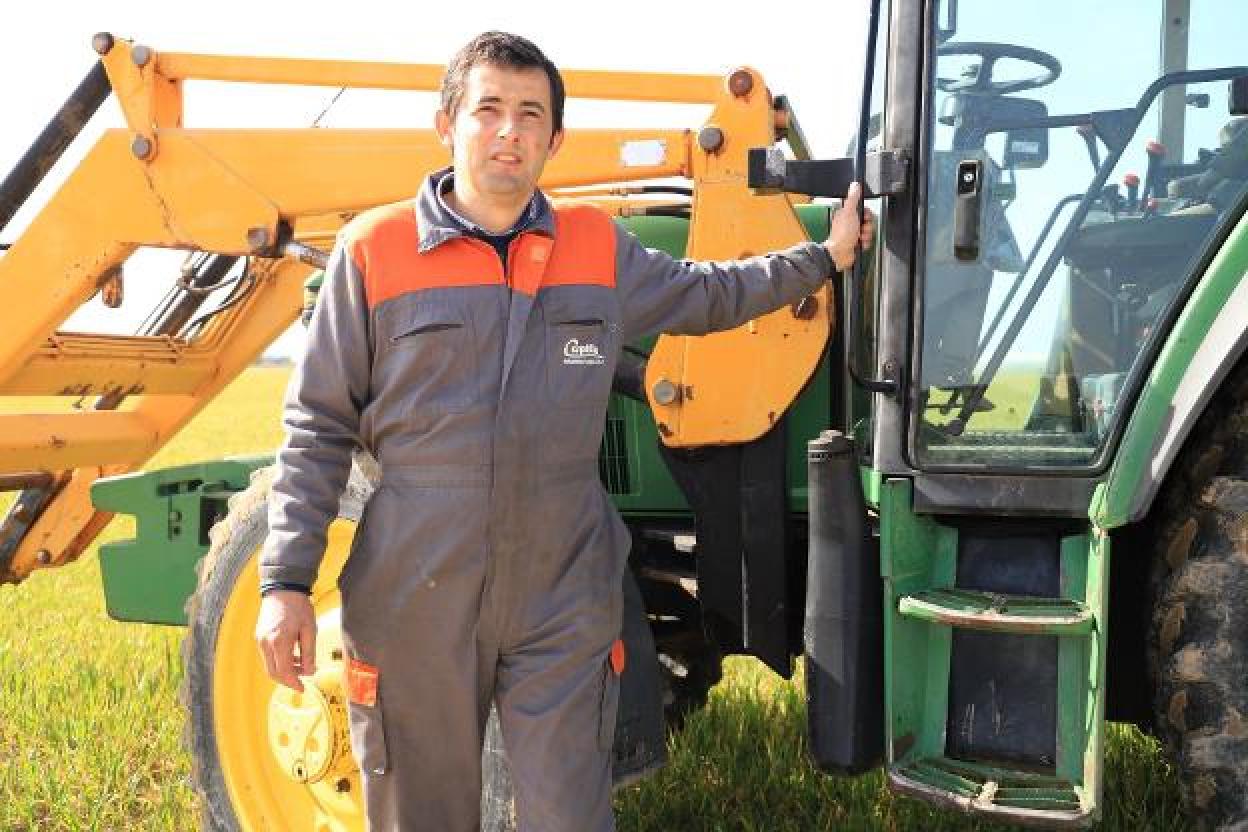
[1,0,872,358]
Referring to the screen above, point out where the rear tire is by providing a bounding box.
[1148,363,1248,831]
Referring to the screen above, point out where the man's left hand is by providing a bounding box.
[824,182,877,273]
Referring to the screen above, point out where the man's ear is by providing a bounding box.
[435,109,453,149]
[548,128,565,157]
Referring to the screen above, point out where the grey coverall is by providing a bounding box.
[261,168,833,831]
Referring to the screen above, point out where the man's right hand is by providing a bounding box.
[824,182,877,273]
[256,590,318,692]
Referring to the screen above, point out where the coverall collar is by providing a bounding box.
[415,166,555,253]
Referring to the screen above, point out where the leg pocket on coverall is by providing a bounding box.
[346,663,389,773]
[348,702,389,776]
[598,657,621,752]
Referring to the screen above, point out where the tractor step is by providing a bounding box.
[875,479,1109,827]
[890,756,1092,826]
[898,588,1093,635]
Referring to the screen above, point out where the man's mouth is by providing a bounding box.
[491,152,522,165]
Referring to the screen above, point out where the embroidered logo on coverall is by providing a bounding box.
[562,339,605,366]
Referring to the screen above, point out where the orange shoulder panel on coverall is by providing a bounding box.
[262,167,832,831]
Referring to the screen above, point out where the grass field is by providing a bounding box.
[0,368,1188,830]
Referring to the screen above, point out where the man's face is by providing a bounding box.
[436,63,563,201]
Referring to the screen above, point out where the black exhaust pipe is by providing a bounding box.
[0,59,111,236]
[804,430,884,774]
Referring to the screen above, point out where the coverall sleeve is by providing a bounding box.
[613,223,835,342]
[260,241,372,590]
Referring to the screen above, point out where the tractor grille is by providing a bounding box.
[598,415,632,495]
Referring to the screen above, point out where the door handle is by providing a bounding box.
[953,159,984,261]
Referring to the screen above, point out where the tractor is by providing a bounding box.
[2,0,1247,828]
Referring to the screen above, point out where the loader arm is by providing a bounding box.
[0,35,832,584]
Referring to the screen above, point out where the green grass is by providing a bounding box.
[923,365,1055,433]
[0,368,289,831]
[617,660,1187,831]
[0,368,1187,830]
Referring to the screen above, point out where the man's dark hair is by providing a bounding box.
[441,32,566,136]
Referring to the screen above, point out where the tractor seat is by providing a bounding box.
[1167,116,1248,212]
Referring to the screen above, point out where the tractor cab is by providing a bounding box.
[897,0,1248,474]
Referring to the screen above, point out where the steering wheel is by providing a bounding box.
[937,42,1061,95]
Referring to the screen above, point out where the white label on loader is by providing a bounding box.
[620,139,667,168]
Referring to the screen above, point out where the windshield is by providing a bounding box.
[914,0,1248,470]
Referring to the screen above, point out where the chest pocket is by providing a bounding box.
[543,296,617,407]
[381,301,478,414]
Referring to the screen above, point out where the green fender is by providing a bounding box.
[1091,208,1248,529]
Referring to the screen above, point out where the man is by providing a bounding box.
[256,31,874,832]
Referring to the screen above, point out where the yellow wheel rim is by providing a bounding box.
[212,518,366,832]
